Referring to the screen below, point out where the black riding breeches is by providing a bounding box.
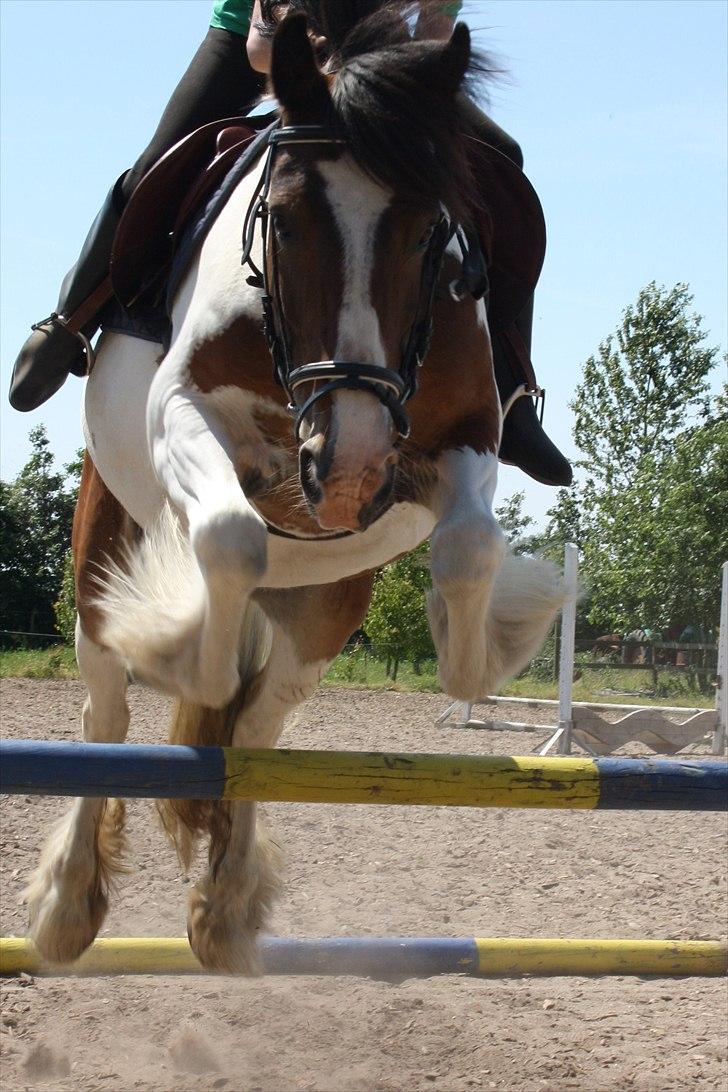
[120,27,264,204]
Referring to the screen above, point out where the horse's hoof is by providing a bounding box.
[186,885,263,975]
[26,883,108,965]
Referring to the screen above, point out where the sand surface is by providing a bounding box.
[1,679,726,1091]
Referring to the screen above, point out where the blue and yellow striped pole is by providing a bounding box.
[1,936,725,978]
[1,741,726,810]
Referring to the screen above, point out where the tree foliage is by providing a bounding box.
[364,543,434,667]
[0,427,80,639]
[572,282,714,491]
[546,283,725,636]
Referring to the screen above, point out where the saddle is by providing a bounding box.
[108,111,546,372]
[110,113,275,316]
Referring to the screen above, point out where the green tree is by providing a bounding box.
[584,394,727,633]
[54,549,77,644]
[0,426,80,639]
[364,543,434,675]
[572,282,714,491]
[547,283,724,636]
[494,491,536,552]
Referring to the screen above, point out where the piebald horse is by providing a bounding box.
[26,13,563,973]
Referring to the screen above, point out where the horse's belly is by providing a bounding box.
[261,502,435,588]
[83,332,166,528]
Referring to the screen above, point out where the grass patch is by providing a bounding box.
[0,644,79,679]
[324,648,440,692]
[0,644,714,709]
[500,671,713,708]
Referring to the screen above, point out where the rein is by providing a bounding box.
[241,124,456,441]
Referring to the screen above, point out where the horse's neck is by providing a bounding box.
[170,162,266,344]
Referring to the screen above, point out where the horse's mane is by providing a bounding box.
[263,1,495,220]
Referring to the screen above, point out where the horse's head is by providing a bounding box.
[252,11,476,531]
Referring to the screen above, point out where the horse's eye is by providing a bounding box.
[271,214,292,243]
[417,224,437,250]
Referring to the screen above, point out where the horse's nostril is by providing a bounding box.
[298,445,322,504]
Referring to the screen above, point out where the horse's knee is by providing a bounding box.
[191,505,267,588]
[430,514,505,597]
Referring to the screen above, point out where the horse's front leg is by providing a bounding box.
[155,379,270,709]
[427,446,565,700]
[95,353,269,707]
[427,447,506,699]
[186,577,375,973]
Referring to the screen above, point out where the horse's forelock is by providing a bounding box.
[270,3,494,220]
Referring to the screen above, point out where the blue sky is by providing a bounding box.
[1,0,726,528]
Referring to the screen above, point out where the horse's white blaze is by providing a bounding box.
[318,158,392,466]
[319,157,390,363]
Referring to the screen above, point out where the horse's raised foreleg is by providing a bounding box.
[427,447,564,699]
[27,458,133,963]
[427,448,505,698]
[99,367,268,708]
[186,576,374,973]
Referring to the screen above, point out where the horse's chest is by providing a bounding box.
[261,502,436,588]
[205,386,436,586]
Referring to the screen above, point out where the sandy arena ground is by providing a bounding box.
[1,678,726,1092]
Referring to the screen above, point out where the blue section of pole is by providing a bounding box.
[594,756,728,811]
[0,739,226,800]
[261,937,479,978]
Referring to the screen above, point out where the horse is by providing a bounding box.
[25,11,564,974]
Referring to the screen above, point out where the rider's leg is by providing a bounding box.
[9,27,264,413]
[459,98,572,487]
[493,296,573,486]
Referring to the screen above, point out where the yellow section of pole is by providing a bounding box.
[2,937,726,978]
[0,937,201,976]
[222,751,602,808]
[475,938,728,977]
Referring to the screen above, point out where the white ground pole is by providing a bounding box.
[713,561,728,755]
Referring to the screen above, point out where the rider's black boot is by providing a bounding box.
[9,181,123,412]
[493,297,573,487]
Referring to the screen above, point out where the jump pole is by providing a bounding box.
[2,936,725,979]
[1,741,726,811]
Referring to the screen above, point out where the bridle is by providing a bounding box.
[241,124,456,441]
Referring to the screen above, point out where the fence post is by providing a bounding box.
[712,561,728,755]
[537,544,578,756]
[556,545,578,754]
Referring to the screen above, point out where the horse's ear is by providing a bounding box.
[439,22,471,95]
[271,12,331,120]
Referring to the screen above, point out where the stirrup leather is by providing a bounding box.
[501,382,545,422]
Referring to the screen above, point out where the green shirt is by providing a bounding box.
[209,2,462,39]
[210,0,254,37]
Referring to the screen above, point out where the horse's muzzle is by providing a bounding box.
[299,442,397,531]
